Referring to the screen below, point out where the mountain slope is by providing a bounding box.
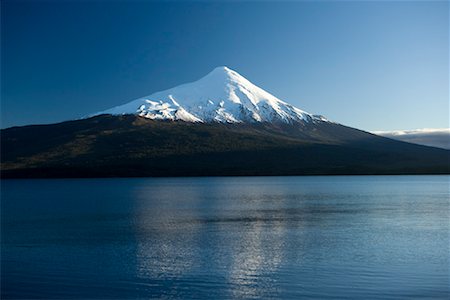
[93,66,327,124]
[2,115,449,178]
[2,67,449,178]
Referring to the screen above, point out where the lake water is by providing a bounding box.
[1,176,449,299]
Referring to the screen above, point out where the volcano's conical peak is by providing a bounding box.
[207,66,250,84]
[94,66,328,124]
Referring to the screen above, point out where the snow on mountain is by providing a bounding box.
[93,66,328,124]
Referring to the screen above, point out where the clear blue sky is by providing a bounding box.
[2,0,448,130]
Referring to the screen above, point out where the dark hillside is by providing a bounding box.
[2,115,449,178]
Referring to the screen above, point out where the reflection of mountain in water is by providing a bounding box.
[130,179,295,297]
[130,178,368,298]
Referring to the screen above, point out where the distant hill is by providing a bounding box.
[373,129,450,150]
[2,115,449,178]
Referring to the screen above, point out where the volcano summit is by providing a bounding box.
[94,66,327,124]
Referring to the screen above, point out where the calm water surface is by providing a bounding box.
[1,176,449,299]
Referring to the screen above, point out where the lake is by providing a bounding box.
[1,176,449,299]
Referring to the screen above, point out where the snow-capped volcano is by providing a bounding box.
[94,66,328,124]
